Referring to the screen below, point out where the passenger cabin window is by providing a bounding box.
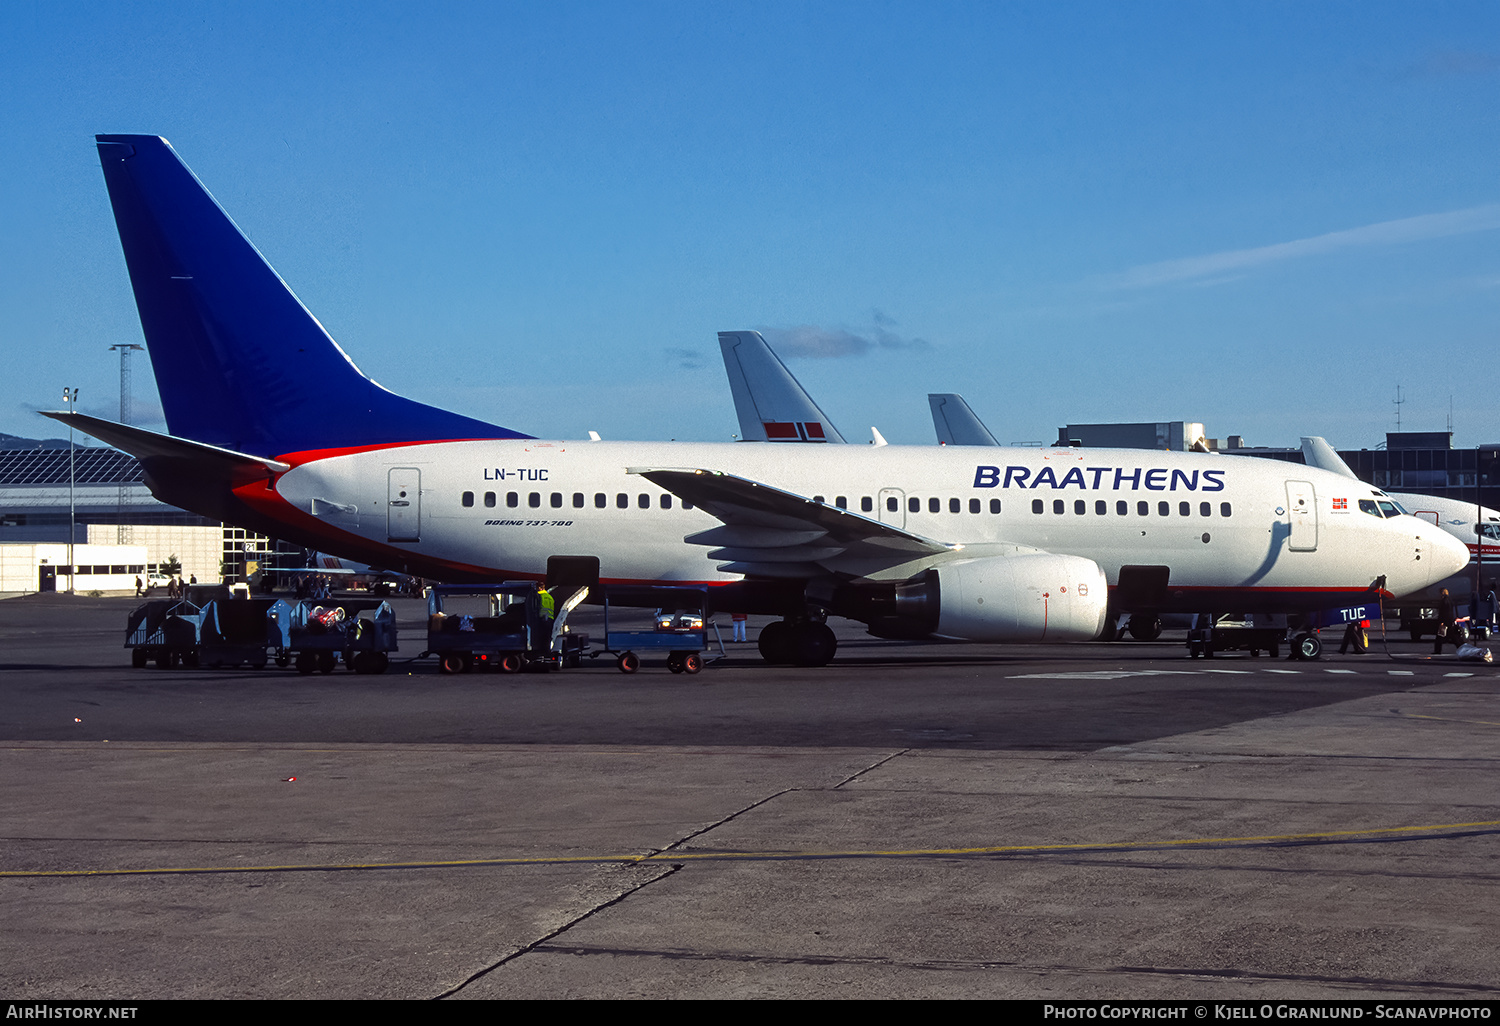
[989,499,1001,514]
[529,492,541,508]
[1032,498,1044,514]
[638,494,650,509]
[507,492,519,508]
[836,496,848,509]
[573,493,585,508]
[595,493,607,508]
[1095,500,1107,515]
[1053,499,1065,514]
[551,492,563,508]
[1179,501,1190,516]
[887,497,899,512]
[1220,502,1232,517]
[1200,502,1211,517]
[949,497,961,513]
[461,491,474,507]
[617,493,628,509]
[929,497,940,513]
[862,497,873,513]
[1117,500,1128,515]
[969,498,980,514]
[1157,501,1169,516]
[1137,501,1149,516]
[1074,499,1086,515]
[813,495,825,505]
[660,495,672,509]
[484,492,496,508]
[909,497,920,513]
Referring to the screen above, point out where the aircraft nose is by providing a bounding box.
[1423,526,1471,584]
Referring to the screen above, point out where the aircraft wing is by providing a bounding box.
[630,467,954,578]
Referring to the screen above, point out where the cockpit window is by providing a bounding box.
[1376,501,1401,518]
[1478,524,1500,541]
[1358,499,1381,518]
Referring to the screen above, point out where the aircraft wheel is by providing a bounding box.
[131,648,148,669]
[617,651,640,674]
[1296,633,1322,660]
[792,623,838,667]
[498,653,523,674]
[1127,615,1162,641]
[681,652,703,674]
[758,621,795,664]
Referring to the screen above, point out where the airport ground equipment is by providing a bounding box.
[125,598,210,668]
[283,598,398,674]
[198,598,281,668]
[1186,614,1286,659]
[424,583,587,674]
[599,586,722,674]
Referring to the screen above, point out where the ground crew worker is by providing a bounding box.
[538,586,555,620]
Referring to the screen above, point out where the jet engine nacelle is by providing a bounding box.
[897,554,1109,643]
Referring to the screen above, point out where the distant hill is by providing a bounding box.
[0,432,97,450]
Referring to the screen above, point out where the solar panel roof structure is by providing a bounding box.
[0,448,144,486]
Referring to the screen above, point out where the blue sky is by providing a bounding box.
[3,1,1498,449]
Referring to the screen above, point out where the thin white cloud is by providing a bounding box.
[1103,204,1500,290]
[761,318,930,359]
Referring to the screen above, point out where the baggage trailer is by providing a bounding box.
[125,598,210,668]
[197,598,280,668]
[1186,614,1287,659]
[425,582,588,674]
[281,598,398,674]
[598,585,723,674]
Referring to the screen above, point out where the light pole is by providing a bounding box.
[62,387,78,594]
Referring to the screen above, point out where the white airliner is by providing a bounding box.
[1300,437,1499,605]
[43,135,1469,668]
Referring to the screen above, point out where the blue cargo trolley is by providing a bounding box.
[599,585,724,674]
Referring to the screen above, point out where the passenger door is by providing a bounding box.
[388,468,421,542]
[1285,480,1317,552]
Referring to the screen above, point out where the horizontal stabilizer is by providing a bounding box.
[39,411,290,474]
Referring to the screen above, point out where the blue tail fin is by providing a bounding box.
[95,135,528,456]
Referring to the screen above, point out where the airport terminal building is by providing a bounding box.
[0,443,278,594]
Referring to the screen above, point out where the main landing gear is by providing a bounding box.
[757,620,837,667]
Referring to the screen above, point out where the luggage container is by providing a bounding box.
[281,598,398,674]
